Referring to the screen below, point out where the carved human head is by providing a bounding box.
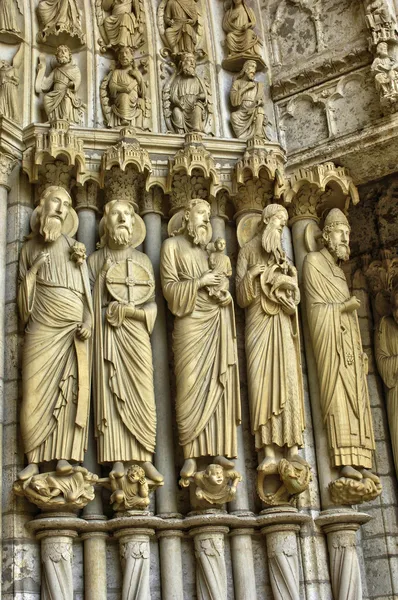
[101,200,136,247]
[39,186,72,242]
[181,198,212,247]
[322,208,351,262]
[242,60,257,80]
[204,464,225,486]
[118,46,134,67]
[180,53,196,76]
[56,45,72,65]
[126,464,146,484]
[260,204,288,256]
[377,41,389,57]
[214,237,226,252]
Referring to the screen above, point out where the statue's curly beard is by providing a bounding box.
[40,215,63,242]
[187,221,211,248]
[328,240,350,262]
[262,223,283,257]
[109,225,133,247]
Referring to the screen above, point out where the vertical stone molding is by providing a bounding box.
[191,526,229,600]
[157,531,184,600]
[80,532,108,600]
[316,511,371,600]
[37,529,77,600]
[260,508,310,600]
[229,529,257,600]
[115,528,154,600]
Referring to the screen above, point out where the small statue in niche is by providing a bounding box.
[160,199,241,484]
[230,59,268,140]
[102,464,163,512]
[371,41,398,105]
[0,0,22,36]
[0,44,23,122]
[236,204,310,505]
[17,186,92,484]
[100,46,150,129]
[223,0,262,61]
[206,237,232,302]
[181,463,242,506]
[88,200,164,502]
[37,0,85,44]
[163,0,200,55]
[96,0,144,53]
[35,45,85,125]
[303,209,381,505]
[167,52,209,134]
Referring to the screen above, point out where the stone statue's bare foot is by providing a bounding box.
[110,461,125,478]
[361,469,380,483]
[56,460,74,475]
[257,456,278,475]
[18,463,39,481]
[341,465,363,480]
[214,456,235,469]
[180,458,197,479]
[142,462,164,483]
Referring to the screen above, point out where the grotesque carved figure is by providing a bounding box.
[375,286,398,480]
[0,44,23,122]
[303,209,380,500]
[100,46,149,129]
[99,0,144,51]
[88,200,163,487]
[206,237,231,302]
[372,41,398,103]
[37,0,85,43]
[160,199,241,481]
[17,186,92,482]
[107,464,155,511]
[163,0,199,55]
[236,205,308,483]
[168,52,208,134]
[223,0,262,59]
[230,59,267,139]
[190,463,242,506]
[36,45,85,125]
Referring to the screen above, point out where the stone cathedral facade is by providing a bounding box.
[1,1,398,599]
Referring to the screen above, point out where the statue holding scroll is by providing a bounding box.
[303,208,380,502]
[160,198,241,481]
[17,186,92,481]
[88,200,163,484]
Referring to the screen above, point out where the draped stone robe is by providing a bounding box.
[164,0,198,54]
[161,234,241,459]
[88,246,157,464]
[236,234,305,450]
[303,247,375,468]
[43,62,83,124]
[18,234,92,464]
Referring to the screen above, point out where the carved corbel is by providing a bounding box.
[167,132,219,214]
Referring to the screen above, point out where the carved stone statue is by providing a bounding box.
[236,205,309,499]
[35,45,85,125]
[167,52,208,134]
[88,200,164,491]
[375,288,398,479]
[303,209,381,503]
[37,0,85,44]
[96,0,144,52]
[17,186,92,483]
[223,0,262,59]
[366,0,398,45]
[207,237,231,301]
[163,0,199,55]
[230,60,267,139]
[191,464,242,506]
[0,0,22,34]
[160,199,241,481]
[101,464,163,511]
[0,44,23,122]
[100,46,150,129]
[372,41,398,102]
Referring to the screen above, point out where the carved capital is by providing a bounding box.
[75,181,100,213]
[139,187,164,217]
[0,152,17,189]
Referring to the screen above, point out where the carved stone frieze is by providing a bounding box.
[13,466,97,510]
[36,0,85,45]
[95,0,145,53]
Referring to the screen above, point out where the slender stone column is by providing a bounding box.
[80,532,108,600]
[190,526,229,600]
[37,527,78,600]
[142,188,184,600]
[229,529,257,600]
[114,528,154,600]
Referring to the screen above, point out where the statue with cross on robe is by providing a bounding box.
[88,200,163,486]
